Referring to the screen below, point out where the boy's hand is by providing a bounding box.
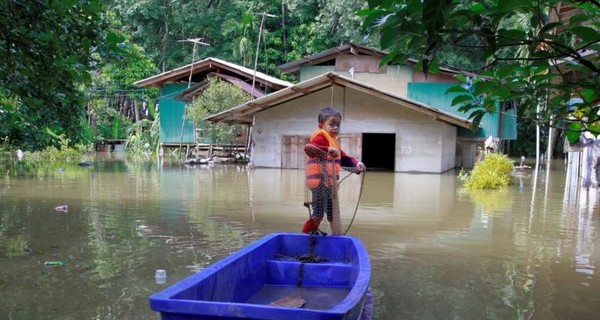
[328,147,339,157]
[356,161,366,173]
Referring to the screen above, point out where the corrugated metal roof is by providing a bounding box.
[135,57,292,88]
[205,72,473,129]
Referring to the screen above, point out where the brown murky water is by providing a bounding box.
[1,157,599,319]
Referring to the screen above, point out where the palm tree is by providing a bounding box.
[221,8,259,67]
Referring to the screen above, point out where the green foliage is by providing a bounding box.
[0,0,117,150]
[94,23,159,90]
[86,18,158,143]
[20,135,89,166]
[0,235,29,258]
[360,0,600,141]
[221,6,259,67]
[187,77,251,144]
[0,91,25,147]
[125,117,160,157]
[87,98,131,140]
[78,117,97,146]
[106,0,378,75]
[464,153,514,190]
[457,168,470,182]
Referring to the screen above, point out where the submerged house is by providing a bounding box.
[207,43,517,173]
[134,57,292,154]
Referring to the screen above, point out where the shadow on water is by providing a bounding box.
[1,156,599,319]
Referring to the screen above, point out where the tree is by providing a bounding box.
[359,0,599,144]
[87,16,159,142]
[186,77,252,144]
[0,0,116,150]
[222,7,259,67]
[106,0,380,80]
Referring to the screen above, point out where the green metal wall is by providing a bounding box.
[408,83,517,139]
[159,84,195,144]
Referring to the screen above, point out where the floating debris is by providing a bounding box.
[44,260,66,267]
[55,205,68,213]
[155,269,167,285]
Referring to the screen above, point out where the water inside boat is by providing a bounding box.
[247,285,350,310]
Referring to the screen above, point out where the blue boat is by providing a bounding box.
[149,232,372,320]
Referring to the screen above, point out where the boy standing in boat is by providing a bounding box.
[302,107,365,234]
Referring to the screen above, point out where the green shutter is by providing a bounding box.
[159,84,195,144]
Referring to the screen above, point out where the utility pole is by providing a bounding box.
[251,13,276,97]
[177,38,209,154]
[178,38,210,88]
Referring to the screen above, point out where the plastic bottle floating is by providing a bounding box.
[155,269,167,285]
[55,205,69,212]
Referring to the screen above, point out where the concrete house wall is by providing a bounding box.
[206,44,507,171]
[293,61,516,170]
[252,86,457,173]
[300,64,413,97]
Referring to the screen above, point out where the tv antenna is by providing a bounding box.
[251,13,277,97]
[178,38,210,88]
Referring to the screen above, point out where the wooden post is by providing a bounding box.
[330,161,342,235]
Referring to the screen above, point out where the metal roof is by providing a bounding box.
[278,43,386,75]
[134,57,292,89]
[205,72,473,129]
[278,43,472,76]
[175,73,266,102]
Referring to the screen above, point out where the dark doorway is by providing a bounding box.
[362,133,395,171]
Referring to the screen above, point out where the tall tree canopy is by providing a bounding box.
[106,0,377,76]
[0,0,111,149]
[360,0,599,143]
[2,0,378,150]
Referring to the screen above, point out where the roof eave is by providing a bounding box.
[278,43,387,74]
[135,57,292,88]
[206,73,473,129]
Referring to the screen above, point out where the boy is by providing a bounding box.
[302,107,365,234]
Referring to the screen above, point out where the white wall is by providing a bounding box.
[252,86,457,173]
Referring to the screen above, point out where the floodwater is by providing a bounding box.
[1,156,599,320]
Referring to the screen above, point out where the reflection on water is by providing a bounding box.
[1,157,599,319]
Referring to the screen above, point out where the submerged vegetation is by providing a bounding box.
[124,116,160,158]
[462,154,515,190]
[1,135,92,179]
[21,135,90,166]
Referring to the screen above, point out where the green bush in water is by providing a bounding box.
[22,135,89,165]
[465,153,514,190]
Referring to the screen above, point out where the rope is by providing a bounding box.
[341,168,366,235]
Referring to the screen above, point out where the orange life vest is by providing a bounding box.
[305,129,341,189]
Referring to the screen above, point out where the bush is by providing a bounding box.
[465,153,514,190]
[22,135,89,165]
